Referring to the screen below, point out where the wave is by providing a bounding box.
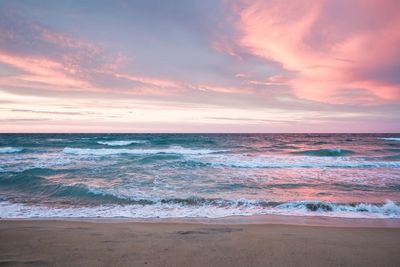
[136,154,182,164]
[0,151,88,173]
[150,136,216,146]
[0,172,133,205]
[383,148,400,153]
[191,155,400,168]
[275,200,400,217]
[63,146,220,156]
[97,140,147,146]
[1,199,399,219]
[379,137,400,141]
[382,154,400,161]
[0,147,23,154]
[271,144,298,149]
[312,141,329,145]
[47,138,65,142]
[2,176,398,211]
[291,148,354,156]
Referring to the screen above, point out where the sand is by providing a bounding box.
[1,218,400,267]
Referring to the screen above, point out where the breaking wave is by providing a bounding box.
[0,147,23,154]
[275,200,400,217]
[97,140,147,146]
[62,146,220,156]
[195,155,400,168]
[1,198,399,219]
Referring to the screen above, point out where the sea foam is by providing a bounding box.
[274,200,400,217]
[97,140,147,146]
[192,154,400,168]
[63,146,220,156]
[1,199,399,219]
[0,147,23,154]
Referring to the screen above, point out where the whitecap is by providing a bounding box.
[1,199,399,219]
[62,146,220,156]
[273,200,400,218]
[192,154,400,168]
[97,140,147,146]
[0,147,23,154]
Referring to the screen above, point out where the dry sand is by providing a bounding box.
[1,218,400,267]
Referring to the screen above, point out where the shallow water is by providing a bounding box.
[0,133,400,218]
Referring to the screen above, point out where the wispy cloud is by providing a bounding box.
[206,116,294,124]
[4,108,93,116]
[225,0,400,104]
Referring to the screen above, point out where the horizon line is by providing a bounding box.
[0,132,399,135]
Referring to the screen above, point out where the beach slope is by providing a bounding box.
[1,220,400,266]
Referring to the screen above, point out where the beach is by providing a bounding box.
[1,217,400,267]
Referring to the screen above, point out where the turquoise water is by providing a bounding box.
[0,133,400,218]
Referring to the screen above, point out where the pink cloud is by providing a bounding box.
[0,51,91,89]
[114,73,183,89]
[226,0,400,104]
[0,8,255,100]
[37,26,100,55]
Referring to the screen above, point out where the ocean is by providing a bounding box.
[0,133,399,219]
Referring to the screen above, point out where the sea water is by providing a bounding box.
[0,133,399,219]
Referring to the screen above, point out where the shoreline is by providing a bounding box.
[3,214,400,228]
[1,219,400,266]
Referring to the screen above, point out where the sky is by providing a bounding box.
[0,0,399,133]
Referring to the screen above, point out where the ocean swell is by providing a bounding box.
[0,172,131,204]
[291,148,354,157]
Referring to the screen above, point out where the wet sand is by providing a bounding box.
[1,219,400,267]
